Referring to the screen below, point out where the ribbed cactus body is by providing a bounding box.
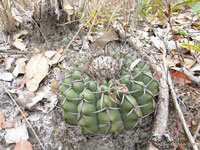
[59,52,158,134]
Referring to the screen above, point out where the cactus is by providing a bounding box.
[58,51,158,134]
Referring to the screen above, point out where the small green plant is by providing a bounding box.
[137,0,200,25]
[138,0,200,52]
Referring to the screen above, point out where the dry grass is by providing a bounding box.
[0,0,16,33]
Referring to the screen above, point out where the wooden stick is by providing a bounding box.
[194,119,200,140]
[151,26,199,150]
[161,34,199,150]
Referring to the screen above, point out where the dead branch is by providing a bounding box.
[160,32,199,150]
[194,119,200,140]
[167,61,199,150]
[147,71,169,150]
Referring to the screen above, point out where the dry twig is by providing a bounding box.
[160,34,199,150]
[167,59,199,150]
[152,25,198,150]
[194,119,200,140]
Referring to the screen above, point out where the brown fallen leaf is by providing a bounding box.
[47,51,65,65]
[93,31,119,50]
[14,140,33,150]
[16,80,25,89]
[13,30,28,41]
[12,39,26,51]
[161,55,179,68]
[170,34,181,40]
[0,112,5,130]
[14,85,58,112]
[176,145,185,150]
[170,49,178,54]
[13,58,27,77]
[62,0,74,15]
[33,48,41,53]
[25,53,49,92]
[44,51,56,59]
[183,58,196,69]
[23,112,29,118]
[5,123,29,144]
[56,46,63,53]
[1,120,14,129]
[0,71,14,81]
[170,70,191,85]
[51,77,59,93]
[5,57,14,70]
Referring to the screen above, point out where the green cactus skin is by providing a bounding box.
[58,53,158,134]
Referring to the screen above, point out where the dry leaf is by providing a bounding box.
[34,86,58,113]
[108,83,128,104]
[16,80,25,89]
[5,57,14,70]
[23,112,29,118]
[0,112,5,130]
[183,58,196,69]
[168,40,179,51]
[44,51,56,59]
[108,88,120,104]
[14,140,33,150]
[0,55,4,63]
[56,46,63,53]
[12,39,26,51]
[48,51,65,65]
[25,53,49,92]
[62,0,74,15]
[0,71,13,81]
[33,48,41,53]
[170,70,191,85]
[165,55,179,68]
[151,36,165,50]
[13,16,24,23]
[170,34,181,40]
[5,123,29,144]
[13,30,28,40]
[93,31,119,49]
[190,63,200,72]
[192,120,196,126]
[1,120,14,129]
[176,145,185,150]
[130,58,141,71]
[51,77,58,93]
[184,15,191,20]
[15,86,58,112]
[13,58,27,77]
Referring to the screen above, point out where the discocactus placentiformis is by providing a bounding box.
[58,50,158,134]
